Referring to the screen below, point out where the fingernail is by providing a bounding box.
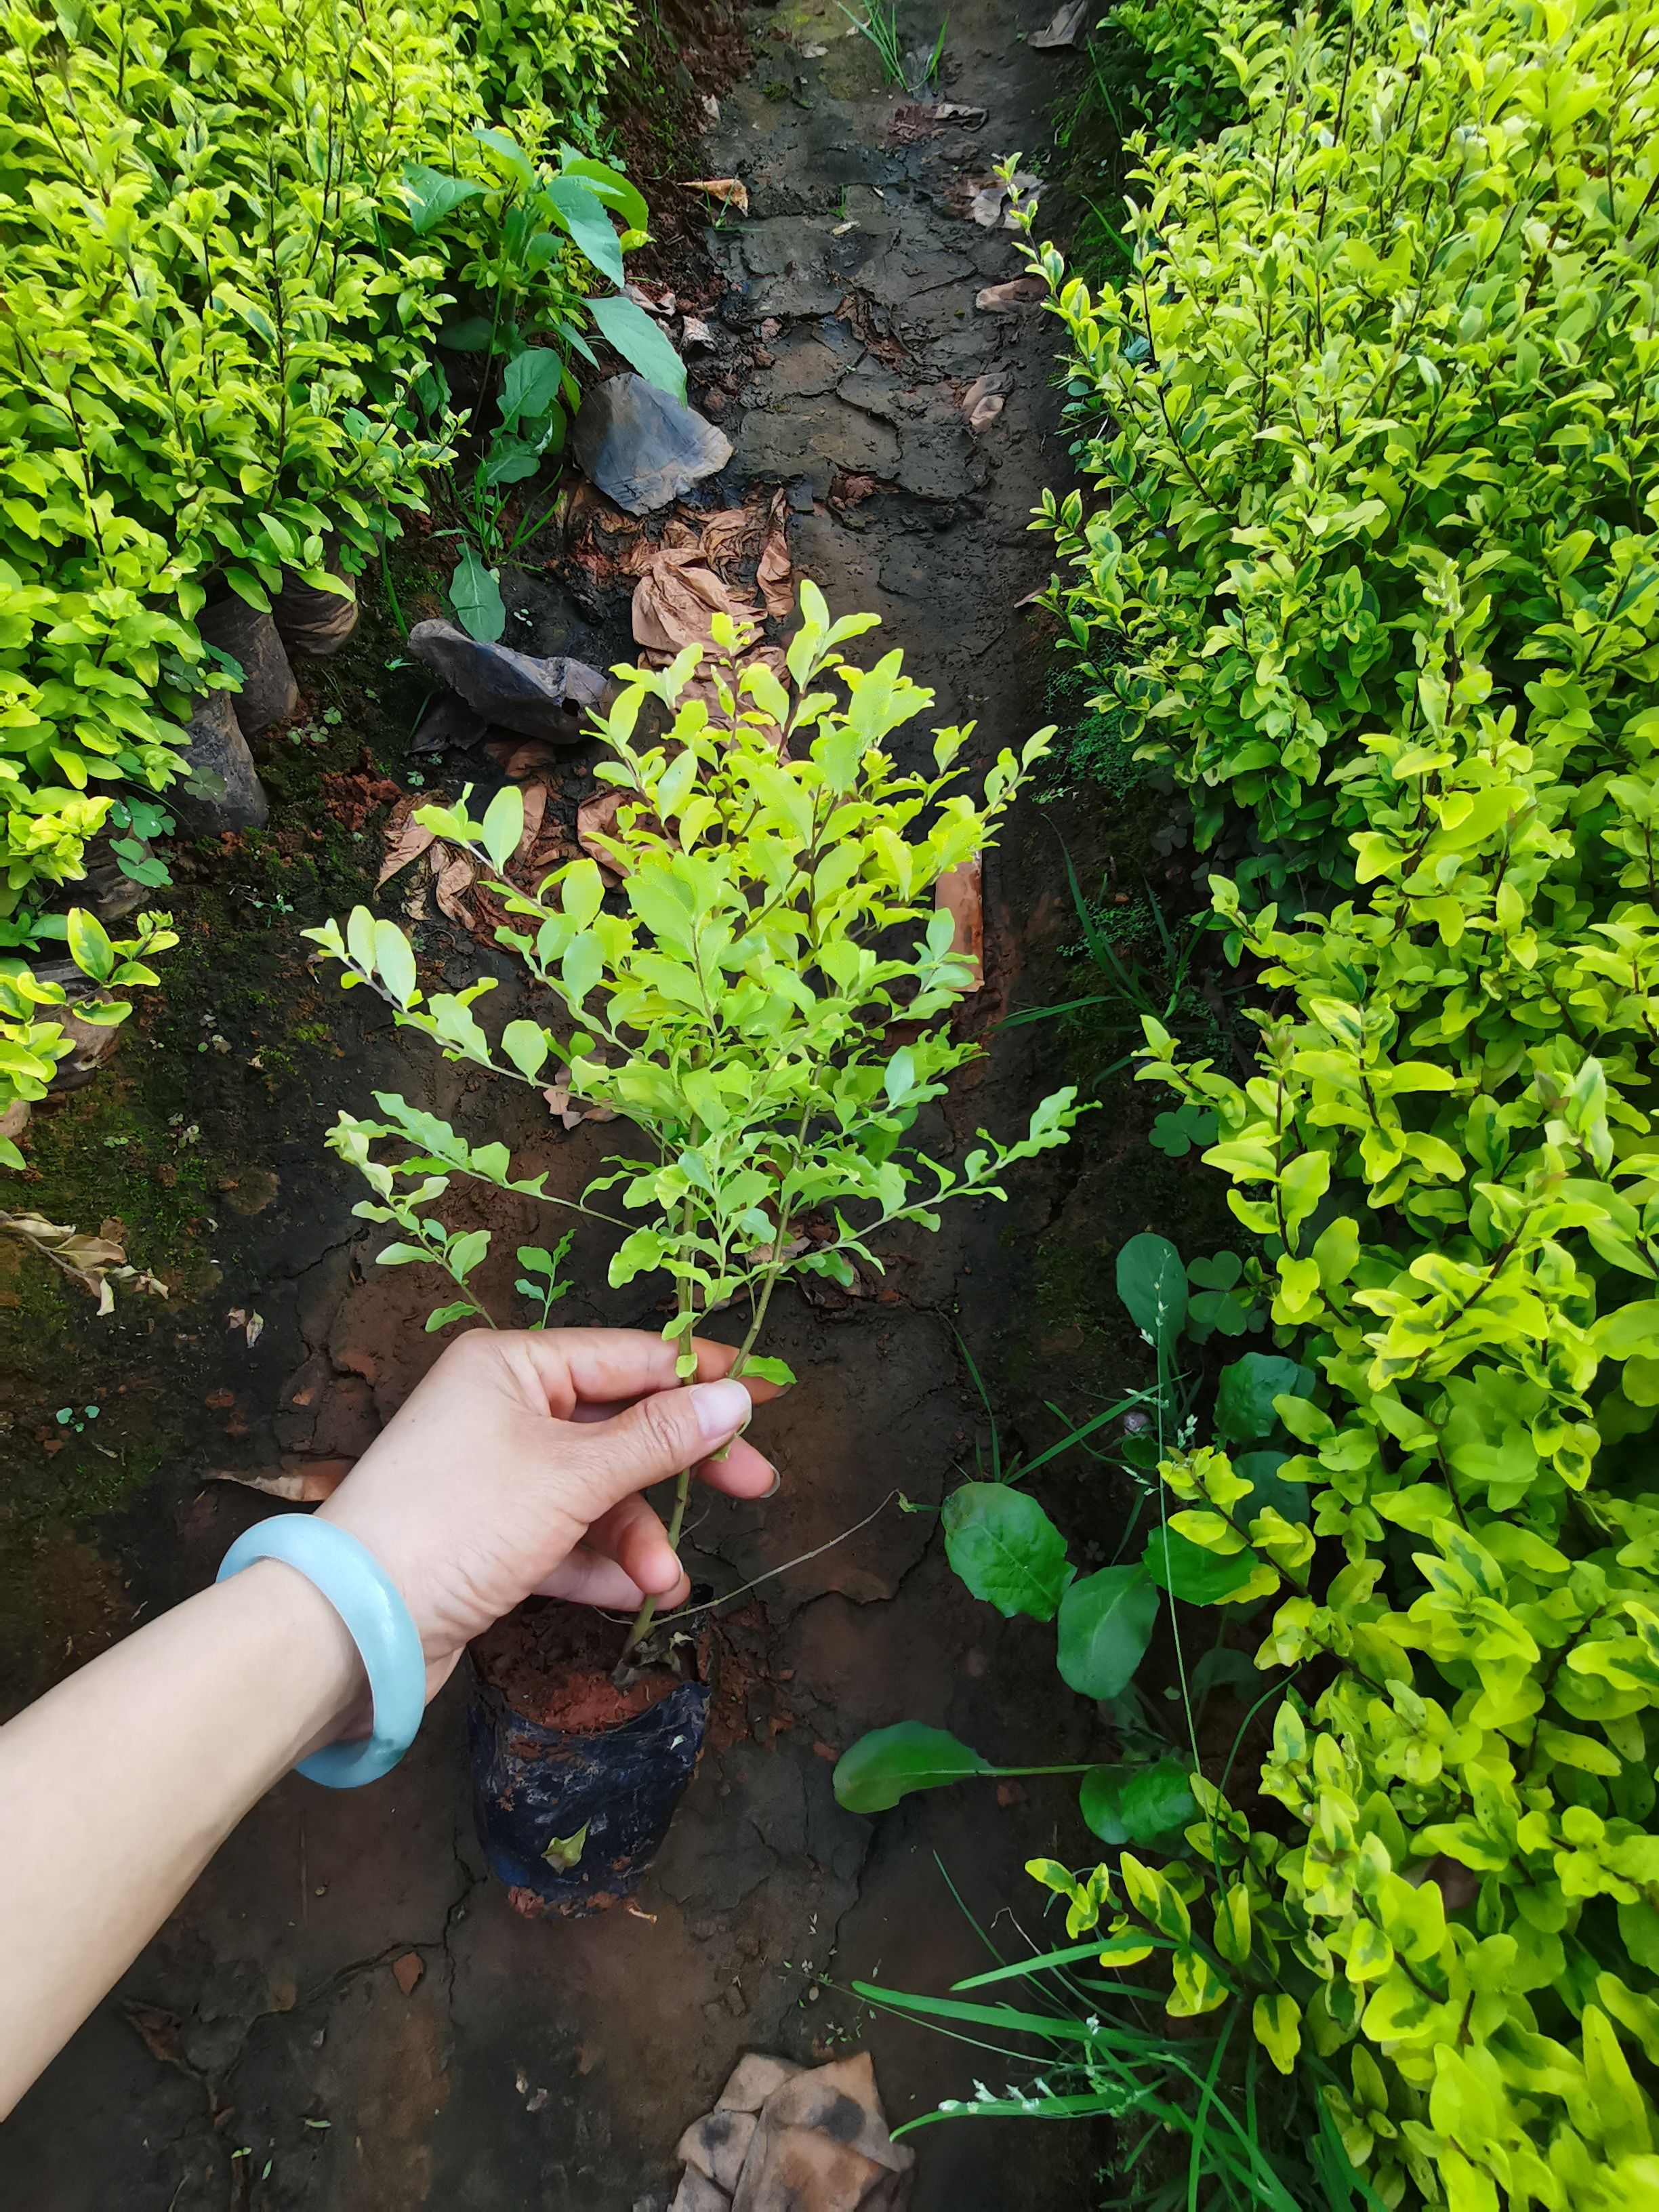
[763,1469,781,1498]
[691,1377,752,1443]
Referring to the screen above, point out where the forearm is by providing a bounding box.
[0,1562,361,2118]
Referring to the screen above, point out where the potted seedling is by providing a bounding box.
[308,587,1082,1912]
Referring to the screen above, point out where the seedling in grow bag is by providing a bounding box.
[308,585,1084,1679]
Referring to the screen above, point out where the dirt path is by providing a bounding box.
[0,11,1176,2207]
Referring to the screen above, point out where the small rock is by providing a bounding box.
[573,373,733,514]
[405,621,608,742]
[682,316,717,349]
[391,1952,424,1996]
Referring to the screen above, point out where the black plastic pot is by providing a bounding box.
[466,1612,712,1919]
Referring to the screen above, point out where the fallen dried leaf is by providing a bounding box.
[226,1306,266,1347]
[392,1952,425,1996]
[632,550,759,654]
[0,1210,167,1313]
[207,1458,354,1502]
[968,391,1004,432]
[936,855,983,990]
[376,795,436,885]
[433,846,476,923]
[685,177,749,217]
[514,781,549,865]
[975,275,1047,312]
[625,280,676,317]
[484,735,567,780]
[757,490,794,619]
[681,316,717,350]
[577,789,632,877]
[968,169,1044,228]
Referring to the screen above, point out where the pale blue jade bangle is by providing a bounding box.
[217,1517,426,1788]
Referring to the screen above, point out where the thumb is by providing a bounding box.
[569,1377,752,1511]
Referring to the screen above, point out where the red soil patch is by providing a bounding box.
[471,1598,684,1732]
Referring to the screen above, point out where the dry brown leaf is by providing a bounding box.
[624,280,676,317]
[433,846,476,923]
[577,789,632,877]
[757,491,794,619]
[484,735,567,779]
[226,1306,266,1347]
[685,177,749,216]
[541,1082,585,1130]
[514,781,549,864]
[376,794,436,885]
[936,857,983,991]
[207,1457,354,1502]
[0,1210,167,1313]
[976,275,1047,312]
[632,550,759,653]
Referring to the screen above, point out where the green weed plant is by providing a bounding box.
[842,0,1659,2203]
[308,590,1081,1664]
[0,0,642,945]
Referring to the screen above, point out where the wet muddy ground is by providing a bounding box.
[0,7,1231,2207]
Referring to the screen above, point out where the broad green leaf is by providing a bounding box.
[740,1355,797,1387]
[373,920,417,1006]
[441,315,495,353]
[833,1723,992,1812]
[500,348,567,431]
[586,292,688,403]
[450,545,506,643]
[1079,1758,1196,1849]
[1116,1232,1188,1347]
[1214,1354,1311,1444]
[401,163,485,235]
[542,177,624,287]
[542,1822,589,1868]
[448,1228,490,1279]
[1143,1525,1265,1605]
[425,1300,476,1332]
[501,1019,550,1078]
[66,908,114,984]
[1056,1564,1160,1699]
[481,785,525,871]
[472,125,537,188]
[559,155,649,232]
[943,1483,1073,1620]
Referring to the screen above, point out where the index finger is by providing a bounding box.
[497,1328,790,1418]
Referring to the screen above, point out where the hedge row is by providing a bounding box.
[1026,0,1659,2202]
[0,0,630,942]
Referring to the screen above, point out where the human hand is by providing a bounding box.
[316,1329,781,1696]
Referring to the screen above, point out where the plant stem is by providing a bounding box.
[612,1251,787,1680]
